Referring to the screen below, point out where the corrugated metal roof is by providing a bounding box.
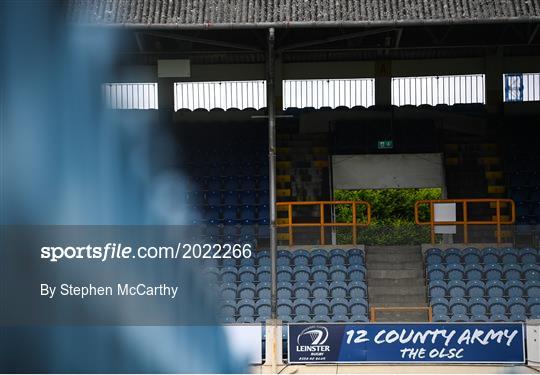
[68,0,540,28]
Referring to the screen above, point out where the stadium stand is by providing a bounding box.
[206,248,369,323]
[426,247,540,322]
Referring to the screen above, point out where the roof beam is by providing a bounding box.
[277,27,397,51]
[141,31,262,51]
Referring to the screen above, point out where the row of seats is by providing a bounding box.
[187,176,270,192]
[193,206,270,225]
[425,247,538,265]
[222,314,370,324]
[218,297,369,322]
[431,296,540,321]
[197,224,269,242]
[429,279,539,298]
[427,263,540,281]
[187,190,269,206]
[206,265,367,284]
[216,281,368,301]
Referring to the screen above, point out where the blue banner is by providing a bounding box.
[288,323,525,364]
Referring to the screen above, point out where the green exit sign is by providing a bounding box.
[378,140,394,149]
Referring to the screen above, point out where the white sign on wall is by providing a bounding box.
[434,203,456,234]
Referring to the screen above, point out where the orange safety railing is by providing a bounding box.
[370,306,433,322]
[276,201,371,246]
[414,198,515,245]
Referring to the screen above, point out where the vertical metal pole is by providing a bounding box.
[267,27,277,321]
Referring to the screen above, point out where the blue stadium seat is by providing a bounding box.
[482,248,500,264]
[519,248,538,264]
[204,206,222,225]
[503,264,522,281]
[467,280,485,298]
[330,249,347,266]
[222,316,236,323]
[469,297,488,316]
[465,264,483,281]
[446,264,465,280]
[313,315,331,322]
[207,177,222,191]
[429,280,447,298]
[237,316,255,323]
[348,265,366,281]
[222,257,237,267]
[449,297,468,315]
[347,248,364,264]
[349,298,368,315]
[523,264,540,281]
[238,282,256,299]
[293,315,311,323]
[206,191,222,206]
[312,265,330,282]
[223,190,238,206]
[501,248,519,264]
[219,300,236,318]
[450,314,469,322]
[239,225,256,243]
[237,299,256,317]
[330,298,349,316]
[470,315,489,322]
[462,247,481,264]
[427,264,445,281]
[293,265,310,283]
[329,265,348,282]
[509,314,527,322]
[257,282,271,299]
[257,225,270,239]
[240,176,257,191]
[292,249,310,266]
[348,281,367,298]
[204,266,220,283]
[431,297,450,316]
[257,266,271,282]
[238,266,256,282]
[311,282,330,298]
[311,249,328,266]
[330,281,348,298]
[277,300,293,317]
[220,267,238,283]
[486,280,505,298]
[293,299,311,316]
[331,314,349,322]
[505,280,525,298]
[488,297,507,315]
[256,250,270,266]
[425,248,443,265]
[277,282,293,299]
[490,314,509,322]
[448,280,466,298]
[239,190,256,206]
[525,280,540,297]
[433,314,450,322]
[508,297,527,316]
[350,314,369,322]
[484,264,503,280]
[529,298,540,317]
[239,206,256,224]
[223,206,238,224]
[277,266,293,282]
[444,248,461,264]
[220,283,237,300]
[312,299,331,316]
[293,282,311,299]
[277,250,292,266]
[224,177,239,191]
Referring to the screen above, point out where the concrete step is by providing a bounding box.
[372,310,430,322]
[367,252,422,263]
[367,246,420,253]
[367,261,424,270]
[367,278,425,287]
[368,269,424,279]
[368,286,426,296]
[371,301,428,307]
[369,294,426,304]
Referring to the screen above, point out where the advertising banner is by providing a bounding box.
[288,323,525,364]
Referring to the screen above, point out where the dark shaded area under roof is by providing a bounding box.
[69,0,540,28]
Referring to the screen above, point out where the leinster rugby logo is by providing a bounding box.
[296,326,331,352]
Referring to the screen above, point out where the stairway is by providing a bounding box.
[366,246,429,322]
[276,133,330,245]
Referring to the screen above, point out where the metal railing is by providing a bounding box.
[370,306,433,322]
[414,198,516,245]
[283,78,375,109]
[392,74,485,106]
[276,201,371,246]
[102,82,158,109]
[174,80,266,111]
